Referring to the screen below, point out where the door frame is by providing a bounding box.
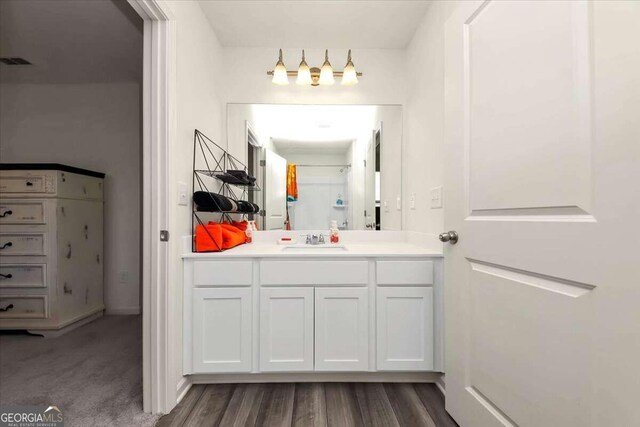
[127,0,174,414]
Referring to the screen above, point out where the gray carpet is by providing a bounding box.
[0,315,159,427]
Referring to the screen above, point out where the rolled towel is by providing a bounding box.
[193,191,234,212]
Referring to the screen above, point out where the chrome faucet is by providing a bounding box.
[303,234,326,245]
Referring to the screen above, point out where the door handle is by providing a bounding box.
[439,230,459,244]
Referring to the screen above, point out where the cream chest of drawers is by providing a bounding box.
[0,165,105,334]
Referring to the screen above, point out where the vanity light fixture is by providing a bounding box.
[318,49,335,86]
[271,49,289,85]
[267,49,362,87]
[296,50,313,85]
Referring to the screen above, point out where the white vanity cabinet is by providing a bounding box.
[314,287,369,371]
[376,287,434,371]
[183,250,443,378]
[259,287,314,372]
[192,287,252,373]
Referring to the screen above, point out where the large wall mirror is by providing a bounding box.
[227,104,402,231]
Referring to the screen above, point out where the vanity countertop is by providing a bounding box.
[182,231,443,259]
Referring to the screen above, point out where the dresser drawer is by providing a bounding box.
[0,174,47,194]
[260,260,369,286]
[0,201,46,224]
[193,260,253,286]
[0,295,47,319]
[376,260,434,286]
[0,264,46,288]
[0,234,46,256]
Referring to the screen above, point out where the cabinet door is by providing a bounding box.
[376,287,433,371]
[260,287,314,372]
[315,287,369,371]
[192,288,252,373]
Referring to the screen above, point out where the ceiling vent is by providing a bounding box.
[0,57,32,65]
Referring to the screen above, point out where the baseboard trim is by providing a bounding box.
[189,372,443,384]
[176,377,192,404]
[30,311,104,338]
[435,375,446,396]
[106,307,141,315]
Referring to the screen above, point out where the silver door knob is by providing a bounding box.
[439,230,458,244]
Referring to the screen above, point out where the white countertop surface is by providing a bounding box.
[182,231,443,259]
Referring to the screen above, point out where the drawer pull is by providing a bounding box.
[26,181,34,187]
[0,242,13,250]
[0,274,13,279]
[0,210,12,218]
[0,304,14,312]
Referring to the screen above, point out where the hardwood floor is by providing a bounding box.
[156,383,458,427]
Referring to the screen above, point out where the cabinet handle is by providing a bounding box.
[0,210,12,218]
[0,242,12,250]
[0,274,12,279]
[0,304,14,312]
[26,181,34,186]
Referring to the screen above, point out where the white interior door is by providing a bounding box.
[444,2,640,426]
[363,132,376,229]
[264,149,287,230]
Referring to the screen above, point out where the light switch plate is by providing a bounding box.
[410,193,416,210]
[430,186,443,209]
[384,200,389,212]
[396,196,401,210]
[178,182,189,206]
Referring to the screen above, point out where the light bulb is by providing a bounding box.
[296,50,312,85]
[341,50,358,86]
[318,49,335,86]
[271,49,289,85]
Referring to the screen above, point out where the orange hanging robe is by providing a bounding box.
[287,163,298,202]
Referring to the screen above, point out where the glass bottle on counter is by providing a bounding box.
[330,220,340,244]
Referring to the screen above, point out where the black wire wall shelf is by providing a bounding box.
[192,129,260,252]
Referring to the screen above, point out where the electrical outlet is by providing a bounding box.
[384,201,389,212]
[178,182,189,206]
[410,193,416,210]
[431,186,443,209]
[396,196,401,210]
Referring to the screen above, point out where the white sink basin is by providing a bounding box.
[281,244,347,252]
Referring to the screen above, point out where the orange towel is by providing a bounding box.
[195,223,223,252]
[287,163,298,201]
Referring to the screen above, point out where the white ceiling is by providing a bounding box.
[246,104,381,151]
[199,1,431,49]
[0,0,142,84]
[273,138,353,154]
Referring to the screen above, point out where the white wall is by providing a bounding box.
[0,82,142,314]
[163,0,226,408]
[402,2,457,234]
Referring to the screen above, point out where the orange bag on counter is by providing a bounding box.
[231,220,248,231]
[195,223,223,252]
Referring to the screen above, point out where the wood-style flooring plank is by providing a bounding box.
[414,384,459,427]
[255,383,296,427]
[292,383,327,427]
[384,383,437,427]
[325,383,364,427]
[219,383,266,427]
[182,384,236,427]
[353,383,400,427]
[156,384,207,427]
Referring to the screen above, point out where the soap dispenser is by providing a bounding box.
[330,220,340,244]
[336,194,344,206]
